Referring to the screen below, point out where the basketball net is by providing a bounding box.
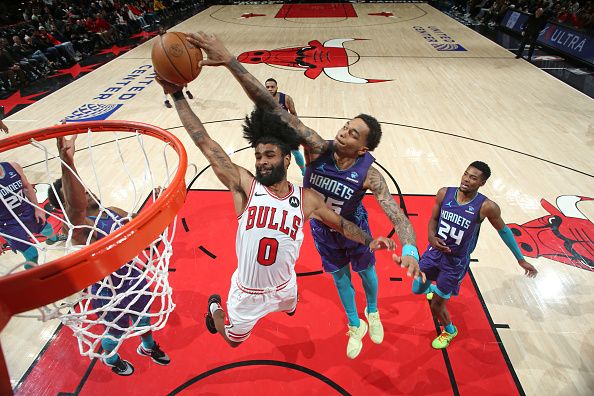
[0,126,179,360]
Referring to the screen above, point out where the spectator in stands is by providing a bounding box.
[126,3,150,30]
[12,35,53,73]
[37,26,79,62]
[93,12,118,45]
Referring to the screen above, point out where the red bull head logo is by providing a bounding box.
[508,195,593,271]
[237,38,390,84]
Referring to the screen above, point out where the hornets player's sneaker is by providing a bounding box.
[364,308,384,344]
[45,233,67,245]
[346,320,368,359]
[426,292,434,301]
[103,357,134,376]
[137,342,170,365]
[431,327,458,349]
[205,294,222,334]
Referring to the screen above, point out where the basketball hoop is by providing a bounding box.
[0,121,187,395]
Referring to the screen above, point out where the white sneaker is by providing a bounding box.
[346,320,368,359]
[364,308,384,344]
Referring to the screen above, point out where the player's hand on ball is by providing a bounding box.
[187,32,233,67]
[392,253,426,282]
[155,74,184,95]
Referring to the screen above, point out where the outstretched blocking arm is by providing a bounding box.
[157,76,252,214]
[303,188,395,251]
[365,167,421,277]
[482,200,538,277]
[187,32,329,161]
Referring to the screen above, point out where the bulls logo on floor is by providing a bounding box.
[508,195,594,271]
[238,39,390,84]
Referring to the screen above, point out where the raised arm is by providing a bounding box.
[157,76,252,214]
[187,32,330,160]
[303,188,395,251]
[56,136,91,243]
[482,200,538,277]
[365,166,421,277]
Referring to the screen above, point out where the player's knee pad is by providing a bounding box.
[331,266,353,289]
[358,265,378,285]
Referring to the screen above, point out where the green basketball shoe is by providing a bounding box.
[431,328,458,349]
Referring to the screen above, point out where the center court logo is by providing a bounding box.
[65,64,155,122]
[413,26,467,51]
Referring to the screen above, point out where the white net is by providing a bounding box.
[0,126,182,360]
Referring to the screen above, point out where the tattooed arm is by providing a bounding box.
[366,167,416,245]
[186,32,330,161]
[303,189,395,251]
[365,167,423,278]
[156,76,252,214]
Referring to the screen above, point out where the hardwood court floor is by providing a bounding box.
[2,3,593,395]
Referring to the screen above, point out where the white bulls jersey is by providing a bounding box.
[236,180,305,290]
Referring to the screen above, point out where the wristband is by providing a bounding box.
[402,244,419,261]
[171,91,184,101]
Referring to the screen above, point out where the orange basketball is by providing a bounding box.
[151,32,203,85]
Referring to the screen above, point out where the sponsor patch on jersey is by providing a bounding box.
[289,196,300,208]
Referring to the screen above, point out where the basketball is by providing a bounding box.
[151,32,203,85]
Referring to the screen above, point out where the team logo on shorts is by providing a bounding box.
[289,196,300,208]
[65,103,123,122]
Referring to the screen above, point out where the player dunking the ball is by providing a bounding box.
[188,32,422,359]
[407,161,538,349]
[157,76,396,347]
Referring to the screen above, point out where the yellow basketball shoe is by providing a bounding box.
[364,308,384,344]
[431,327,458,349]
[346,320,368,359]
[426,292,434,301]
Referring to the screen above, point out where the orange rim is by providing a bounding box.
[0,120,187,326]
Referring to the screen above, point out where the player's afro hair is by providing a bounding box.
[242,107,301,156]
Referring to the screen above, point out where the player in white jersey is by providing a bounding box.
[158,76,395,347]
